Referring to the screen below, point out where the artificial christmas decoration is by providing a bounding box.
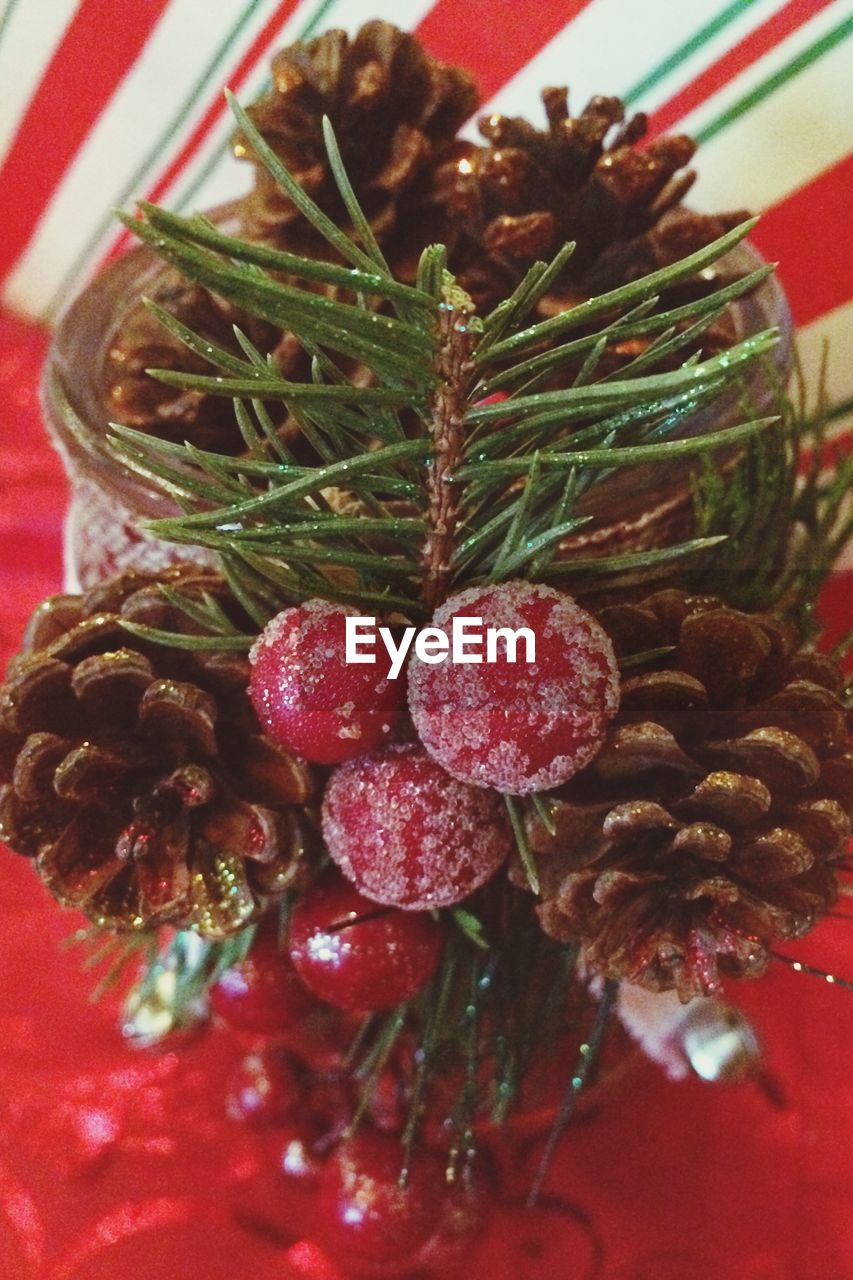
[224,1045,305,1128]
[317,1131,447,1274]
[408,581,621,793]
[249,599,404,763]
[235,20,478,255]
[101,20,751,453]
[524,590,852,1000]
[1,20,851,1275]
[322,743,513,908]
[0,565,312,936]
[287,873,445,1010]
[210,921,315,1034]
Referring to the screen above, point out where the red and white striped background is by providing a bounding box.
[0,0,850,403]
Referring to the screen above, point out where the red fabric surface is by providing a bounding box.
[1,309,853,1279]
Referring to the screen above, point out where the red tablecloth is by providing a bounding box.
[1,309,853,1280]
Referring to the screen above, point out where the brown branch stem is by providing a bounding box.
[422,292,477,612]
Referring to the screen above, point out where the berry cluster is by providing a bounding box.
[249,581,620,914]
[211,919,490,1275]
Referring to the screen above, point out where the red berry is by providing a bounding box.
[210,926,316,1035]
[408,581,620,794]
[322,742,511,909]
[225,1046,304,1128]
[415,1167,493,1268]
[268,1118,327,1187]
[318,1132,445,1273]
[249,599,404,764]
[288,874,444,1011]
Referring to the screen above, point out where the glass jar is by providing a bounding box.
[43,229,790,591]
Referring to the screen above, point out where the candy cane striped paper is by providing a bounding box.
[0,0,850,403]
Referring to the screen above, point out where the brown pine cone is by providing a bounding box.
[436,87,749,315]
[522,591,852,1001]
[235,20,478,260]
[103,272,295,455]
[101,24,752,452]
[0,568,313,938]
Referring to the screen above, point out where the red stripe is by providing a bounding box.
[103,0,302,264]
[416,0,595,103]
[0,0,170,282]
[144,0,301,208]
[646,0,833,139]
[751,153,853,326]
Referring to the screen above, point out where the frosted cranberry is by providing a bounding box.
[408,581,620,793]
[288,874,444,1011]
[225,1046,304,1128]
[210,927,315,1035]
[318,1132,445,1272]
[249,599,404,764]
[322,742,511,909]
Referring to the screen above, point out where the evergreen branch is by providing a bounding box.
[454,414,778,480]
[478,217,759,364]
[119,621,254,650]
[527,979,618,1206]
[227,90,381,274]
[322,115,390,276]
[422,281,479,609]
[137,202,430,306]
[466,331,777,425]
[478,265,772,397]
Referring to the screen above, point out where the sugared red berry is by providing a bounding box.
[322,743,511,909]
[318,1132,445,1272]
[225,1046,304,1128]
[210,925,315,1035]
[408,581,620,793]
[288,874,444,1011]
[249,599,404,764]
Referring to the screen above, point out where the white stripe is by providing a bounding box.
[0,0,80,169]
[167,0,436,217]
[330,0,437,34]
[3,0,287,319]
[465,0,784,134]
[627,0,793,111]
[677,5,853,211]
[796,301,853,414]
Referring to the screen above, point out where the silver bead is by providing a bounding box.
[678,999,762,1084]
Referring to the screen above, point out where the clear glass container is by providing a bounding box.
[43,231,790,591]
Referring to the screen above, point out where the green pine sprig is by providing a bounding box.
[107,96,791,632]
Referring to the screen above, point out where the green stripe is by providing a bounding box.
[0,0,24,51]
[695,15,853,142]
[47,0,269,318]
[623,0,760,105]
[173,0,340,213]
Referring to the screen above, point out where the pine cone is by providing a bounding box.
[235,20,478,258]
[0,568,313,938]
[522,591,852,1000]
[103,273,291,455]
[101,25,751,452]
[436,87,749,315]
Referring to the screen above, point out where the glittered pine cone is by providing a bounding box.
[235,20,478,259]
[435,86,749,324]
[0,568,313,938]
[522,591,852,1001]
